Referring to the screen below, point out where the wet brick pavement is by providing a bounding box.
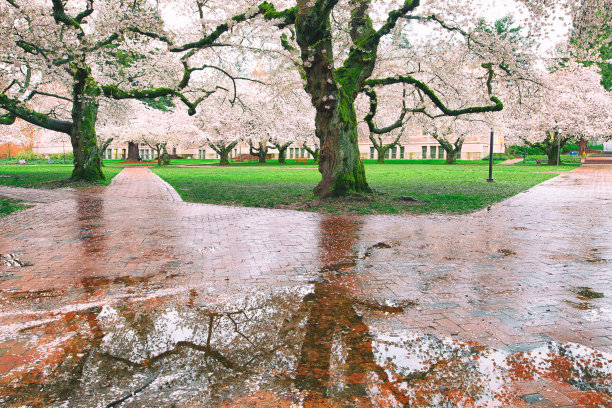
[0,165,610,407]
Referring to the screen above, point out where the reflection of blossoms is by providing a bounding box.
[372,330,612,407]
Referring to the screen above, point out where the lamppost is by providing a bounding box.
[486,128,495,182]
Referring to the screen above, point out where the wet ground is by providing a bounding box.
[0,165,610,407]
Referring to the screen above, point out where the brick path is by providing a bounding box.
[0,165,610,407]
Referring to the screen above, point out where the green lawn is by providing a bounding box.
[0,199,29,217]
[0,165,122,188]
[152,162,580,214]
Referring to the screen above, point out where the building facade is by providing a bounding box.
[32,131,505,161]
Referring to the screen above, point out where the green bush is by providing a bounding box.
[520,154,582,164]
[16,151,45,161]
[49,152,74,161]
[482,153,509,161]
[508,145,545,156]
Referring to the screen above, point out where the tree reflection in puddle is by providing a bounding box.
[1,215,611,407]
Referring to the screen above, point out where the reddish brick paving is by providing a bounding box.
[0,165,610,407]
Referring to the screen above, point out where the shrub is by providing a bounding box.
[482,153,508,161]
[16,151,45,161]
[49,152,74,161]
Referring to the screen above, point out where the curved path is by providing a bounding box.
[0,165,610,407]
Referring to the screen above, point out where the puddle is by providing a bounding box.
[2,201,612,407]
[1,254,30,267]
[1,290,610,408]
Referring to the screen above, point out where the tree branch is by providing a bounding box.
[75,0,94,23]
[52,33,120,66]
[51,0,83,31]
[374,0,420,41]
[365,73,503,117]
[169,2,295,53]
[0,94,72,134]
[361,87,407,134]
[27,90,72,103]
[0,112,16,125]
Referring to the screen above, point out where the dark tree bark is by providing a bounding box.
[249,140,269,163]
[160,144,170,165]
[363,87,407,164]
[209,140,238,166]
[294,2,381,197]
[127,141,141,161]
[70,67,104,181]
[142,141,169,166]
[431,133,464,164]
[303,141,320,163]
[272,141,292,163]
[98,137,113,167]
[522,130,572,165]
[369,133,403,164]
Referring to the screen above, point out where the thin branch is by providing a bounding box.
[27,90,72,102]
[75,0,94,23]
[0,94,72,134]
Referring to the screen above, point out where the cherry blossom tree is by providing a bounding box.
[0,0,273,180]
[421,117,488,164]
[256,0,575,196]
[508,62,612,164]
[195,95,249,166]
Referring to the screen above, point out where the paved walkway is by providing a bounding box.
[499,158,525,165]
[0,166,610,407]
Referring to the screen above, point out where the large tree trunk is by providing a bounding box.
[210,141,237,166]
[219,151,230,165]
[160,143,170,165]
[546,144,560,165]
[376,147,386,163]
[274,142,291,164]
[433,134,463,164]
[127,141,140,162]
[70,68,104,181]
[295,3,372,197]
[523,130,569,166]
[249,141,267,163]
[314,96,369,196]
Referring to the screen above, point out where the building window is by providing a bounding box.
[301,148,306,158]
[422,146,427,159]
[400,146,405,159]
[385,149,390,159]
[438,148,444,159]
[430,146,436,159]
[391,146,397,159]
[370,147,375,159]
